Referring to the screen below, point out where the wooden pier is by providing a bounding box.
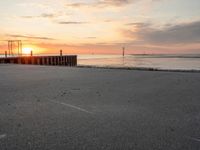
[0,55,77,66]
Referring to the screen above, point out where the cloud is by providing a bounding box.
[21,13,56,19]
[66,0,135,8]
[58,21,89,25]
[122,21,200,44]
[7,34,55,40]
[125,22,151,27]
[40,13,56,18]
[21,16,35,19]
[97,0,134,6]
[85,37,97,39]
[66,2,89,8]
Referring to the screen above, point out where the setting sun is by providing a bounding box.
[22,47,32,55]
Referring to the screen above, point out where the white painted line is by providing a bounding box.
[188,137,200,142]
[50,100,93,114]
[0,134,7,140]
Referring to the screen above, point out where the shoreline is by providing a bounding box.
[1,63,200,73]
[77,65,200,73]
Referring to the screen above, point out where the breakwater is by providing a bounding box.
[0,55,77,66]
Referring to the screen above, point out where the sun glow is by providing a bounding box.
[22,47,32,55]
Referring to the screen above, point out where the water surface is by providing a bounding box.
[78,54,200,71]
[1,54,200,71]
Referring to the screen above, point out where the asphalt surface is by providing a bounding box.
[0,64,200,150]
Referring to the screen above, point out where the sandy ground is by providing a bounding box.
[0,64,200,150]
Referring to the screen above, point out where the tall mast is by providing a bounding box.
[122,47,125,57]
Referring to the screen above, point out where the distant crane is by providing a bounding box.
[7,40,22,56]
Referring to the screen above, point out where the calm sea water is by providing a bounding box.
[78,54,200,71]
[1,54,200,71]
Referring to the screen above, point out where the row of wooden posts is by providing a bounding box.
[0,55,77,66]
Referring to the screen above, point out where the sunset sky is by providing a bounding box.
[0,0,200,54]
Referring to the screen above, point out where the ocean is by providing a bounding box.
[78,54,200,71]
[1,54,200,71]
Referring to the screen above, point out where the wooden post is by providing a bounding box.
[52,56,56,66]
[50,57,53,65]
[48,57,50,65]
[56,56,59,65]
[67,56,70,66]
[59,56,62,65]
[31,57,34,64]
[75,56,77,66]
[69,57,72,66]
[39,57,42,65]
[14,58,17,64]
[66,56,68,66]
[25,57,28,64]
[17,58,21,64]
[42,57,45,65]
[71,57,74,66]
[44,57,47,65]
[73,56,75,66]
[60,49,62,56]
[63,56,66,65]
[61,56,64,65]
[5,51,7,58]
[46,57,49,65]
[59,56,61,65]
[56,56,58,65]
[36,57,40,65]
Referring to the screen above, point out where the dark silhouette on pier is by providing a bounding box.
[7,40,22,56]
[0,55,77,66]
[1,40,77,67]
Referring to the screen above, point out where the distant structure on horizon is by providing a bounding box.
[122,47,125,57]
[7,40,22,56]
